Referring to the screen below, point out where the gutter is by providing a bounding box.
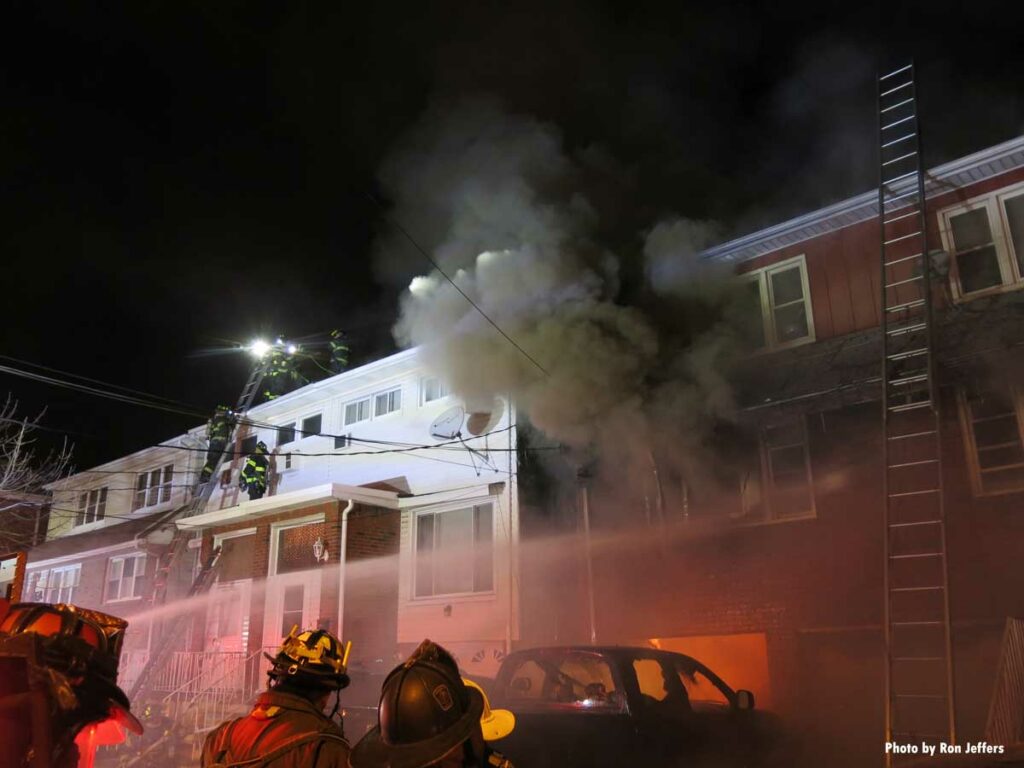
[336,499,355,641]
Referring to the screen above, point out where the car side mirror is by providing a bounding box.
[735,689,755,710]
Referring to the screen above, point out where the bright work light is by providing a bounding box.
[249,339,271,358]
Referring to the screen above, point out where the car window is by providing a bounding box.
[505,652,624,712]
[676,663,730,706]
[633,659,669,701]
[634,658,691,717]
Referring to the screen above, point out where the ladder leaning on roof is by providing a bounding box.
[127,359,269,702]
[876,61,957,763]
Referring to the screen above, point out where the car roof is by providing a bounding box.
[503,645,702,668]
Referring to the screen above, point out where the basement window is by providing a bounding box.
[739,417,815,523]
[414,504,494,598]
[940,181,1024,300]
[133,465,173,511]
[958,383,1024,496]
[739,255,815,350]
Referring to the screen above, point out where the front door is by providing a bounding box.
[263,570,322,650]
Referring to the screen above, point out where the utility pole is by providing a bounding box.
[577,466,597,645]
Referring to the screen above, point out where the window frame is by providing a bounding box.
[739,415,817,524]
[374,386,403,418]
[739,254,816,351]
[276,422,297,448]
[938,180,1024,301]
[421,376,450,405]
[76,488,108,526]
[412,502,495,600]
[299,413,322,440]
[957,384,1024,497]
[343,397,371,427]
[30,563,82,603]
[133,465,174,512]
[268,514,327,577]
[105,553,148,603]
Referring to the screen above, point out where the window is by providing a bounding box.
[422,377,450,404]
[940,183,1024,299]
[133,465,173,511]
[281,585,305,637]
[274,520,329,575]
[414,504,493,597]
[276,423,296,447]
[740,255,814,349]
[374,387,402,417]
[76,488,108,525]
[674,661,730,707]
[634,658,691,717]
[502,651,624,712]
[958,384,1024,496]
[240,435,258,454]
[106,554,147,602]
[344,398,371,426]
[739,417,815,522]
[300,414,322,439]
[334,433,352,449]
[29,564,81,603]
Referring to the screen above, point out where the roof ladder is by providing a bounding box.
[127,358,270,701]
[877,61,956,764]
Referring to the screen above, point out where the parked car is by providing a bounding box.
[489,645,781,767]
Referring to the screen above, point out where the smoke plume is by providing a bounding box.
[380,98,753,502]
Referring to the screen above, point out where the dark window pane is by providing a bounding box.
[415,514,434,597]
[281,585,305,637]
[474,504,494,592]
[1004,195,1024,276]
[134,475,147,511]
[741,280,765,347]
[958,245,1003,294]
[97,488,107,520]
[770,266,804,306]
[301,414,322,438]
[277,424,295,446]
[334,434,349,449]
[950,208,993,251]
[773,303,809,342]
[241,435,258,454]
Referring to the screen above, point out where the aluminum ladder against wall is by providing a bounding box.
[127,359,269,701]
[877,61,956,760]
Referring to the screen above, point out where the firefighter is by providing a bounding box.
[0,602,144,768]
[263,348,308,401]
[350,639,515,768]
[240,441,270,500]
[201,406,235,484]
[328,329,350,375]
[201,627,351,768]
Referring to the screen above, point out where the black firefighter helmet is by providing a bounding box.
[350,639,485,768]
[264,626,351,691]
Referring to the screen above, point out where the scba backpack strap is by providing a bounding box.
[209,731,349,768]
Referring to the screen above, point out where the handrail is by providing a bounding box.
[161,648,265,704]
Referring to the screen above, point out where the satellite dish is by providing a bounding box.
[465,399,505,436]
[430,406,465,440]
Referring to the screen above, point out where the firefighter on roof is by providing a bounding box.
[202,627,352,768]
[328,329,350,375]
[240,440,270,500]
[350,639,515,768]
[201,406,235,484]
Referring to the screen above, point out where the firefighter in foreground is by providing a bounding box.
[350,639,515,768]
[239,440,270,500]
[200,406,235,484]
[0,601,143,768]
[201,627,352,768]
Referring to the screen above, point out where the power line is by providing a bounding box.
[366,192,549,378]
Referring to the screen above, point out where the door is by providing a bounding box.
[204,579,252,691]
[262,570,322,650]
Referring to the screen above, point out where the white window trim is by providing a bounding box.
[343,397,372,427]
[938,180,1024,302]
[411,499,497,602]
[31,563,82,603]
[740,254,816,352]
[105,553,148,603]
[133,465,174,512]
[421,376,451,405]
[956,385,1024,497]
[268,513,326,577]
[738,416,817,525]
[75,488,109,527]
[374,386,403,419]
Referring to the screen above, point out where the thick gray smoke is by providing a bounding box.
[381,98,750,498]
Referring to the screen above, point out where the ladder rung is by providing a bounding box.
[893,656,945,661]
[892,621,944,627]
[880,80,913,98]
[882,114,916,131]
[889,373,929,387]
[884,188,919,205]
[887,459,938,470]
[886,347,928,361]
[881,132,915,150]
[890,585,943,591]
[884,210,918,225]
[889,400,933,413]
[884,231,923,246]
[977,440,1023,452]
[887,322,927,336]
[880,64,913,81]
[886,299,925,313]
[888,488,939,498]
[893,693,945,698]
[883,151,918,167]
[980,461,1024,473]
[881,96,914,114]
[890,552,942,560]
[887,429,937,441]
[883,170,918,186]
[885,252,923,267]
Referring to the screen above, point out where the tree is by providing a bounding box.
[0,395,73,550]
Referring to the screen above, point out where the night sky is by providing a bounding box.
[3,1,1022,469]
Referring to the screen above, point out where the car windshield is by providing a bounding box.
[675,661,730,707]
[504,651,625,712]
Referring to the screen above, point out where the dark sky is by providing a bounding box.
[2,0,1022,469]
